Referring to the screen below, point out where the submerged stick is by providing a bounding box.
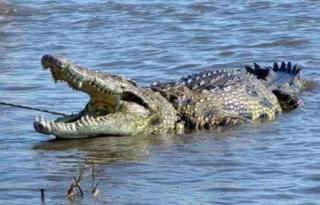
[91,163,100,198]
[40,189,45,202]
[92,182,100,198]
[92,163,95,183]
[67,167,84,200]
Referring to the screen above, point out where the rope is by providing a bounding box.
[0,101,68,116]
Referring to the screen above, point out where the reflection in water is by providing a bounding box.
[33,134,179,164]
[33,123,267,165]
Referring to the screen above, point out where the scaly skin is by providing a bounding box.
[34,54,307,139]
[151,70,282,129]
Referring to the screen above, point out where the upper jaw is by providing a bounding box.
[41,54,149,107]
[42,54,125,95]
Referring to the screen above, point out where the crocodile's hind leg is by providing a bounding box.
[272,89,303,111]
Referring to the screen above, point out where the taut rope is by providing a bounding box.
[0,101,67,116]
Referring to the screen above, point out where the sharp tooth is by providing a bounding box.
[49,122,54,129]
[62,123,68,130]
[80,117,86,125]
[55,123,61,129]
[90,116,96,122]
[57,123,66,130]
[84,115,90,123]
[40,115,44,123]
[46,123,52,132]
[66,124,72,131]
[78,81,83,88]
[86,118,92,124]
[76,121,82,127]
[35,115,39,122]
[69,124,73,131]
[51,122,58,130]
[70,123,76,131]
[54,123,63,130]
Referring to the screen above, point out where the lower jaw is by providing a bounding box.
[42,126,99,139]
[34,115,105,139]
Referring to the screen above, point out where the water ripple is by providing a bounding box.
[249,38,309,48]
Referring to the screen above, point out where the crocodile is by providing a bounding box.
[34,54,309,139]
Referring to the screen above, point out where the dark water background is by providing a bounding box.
[1,0,320,204]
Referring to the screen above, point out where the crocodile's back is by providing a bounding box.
[152,70,282,129]
[201,74,281,121]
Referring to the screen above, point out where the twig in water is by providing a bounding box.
[92,181,100,198]
[67,168,84,200]
[76,168,83,183]
[92,163,95,183]
[91,163,100,198]
[40,189,45,202]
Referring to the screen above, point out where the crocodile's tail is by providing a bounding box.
[247,61,317,90]
[246,62,306,111]
[246,62,301,87]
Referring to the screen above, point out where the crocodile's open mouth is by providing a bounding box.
[34,54,151,139]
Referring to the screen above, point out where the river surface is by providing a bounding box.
[0,0,320,204]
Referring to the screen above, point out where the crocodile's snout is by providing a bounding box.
[41,54,69,69]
